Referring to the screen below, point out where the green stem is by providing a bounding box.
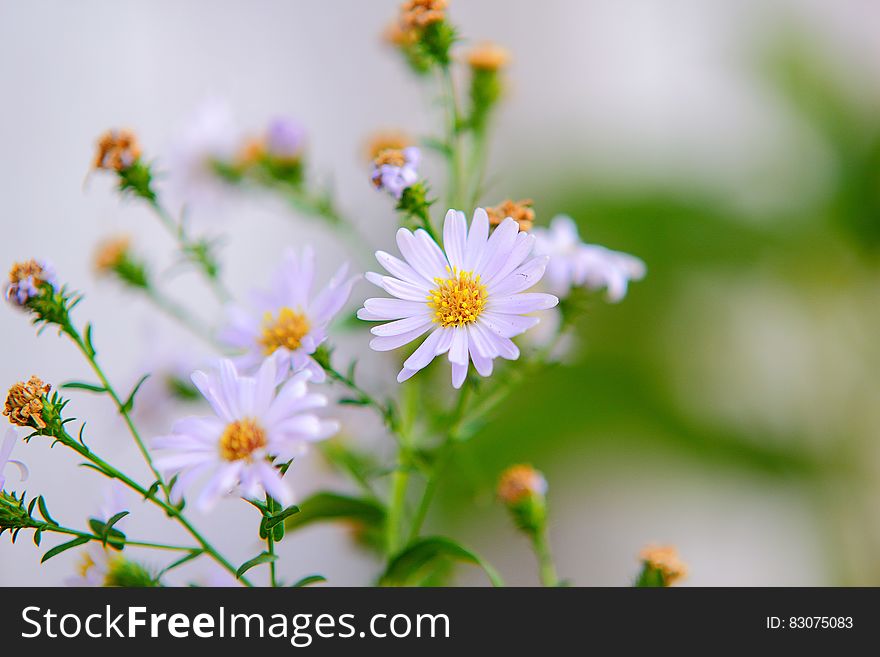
[385,464,410,556]
[440,64,464,209]
[63,321,168,501]
[532,528,559,587]
[320,361,396,433]
[41,524,194,552]
[51,424,253,586]
[147,199,232,303]
[467,127,490,209]
[265,495,278,587]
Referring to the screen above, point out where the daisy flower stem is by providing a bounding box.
[466,126,490,209]
[61,320,170,502]
[531,528,559,588]
[265,494,278,587]
[49,423,253,585]
[147,199,233,303]
[439,64,464,209]
[385,462,411,556]
[406,384,473,542]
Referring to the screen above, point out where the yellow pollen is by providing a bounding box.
[219,418,267,462]
[77,552,96,578]
[427,268,487,328]
[258,307,311,355]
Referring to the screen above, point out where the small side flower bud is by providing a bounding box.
[389,0,456,71]
[93,129,142,172]
[4,376,51,430]
[636,544,688,587]
[0,491,40,538]
[372,147,421,199]
[486,199,535,232]
[5,259,57,308]
[498,464,548,534]
[93,236,149,289]
[467,42,510,72]
[365,130,412,162]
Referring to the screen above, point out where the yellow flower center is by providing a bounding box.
[258,307,311,355]
[219,418,267,462]
[77,552,96,578]
[427,269,487,328]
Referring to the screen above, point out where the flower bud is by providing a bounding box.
[365,130,412,162]
[5,259,57,308]
[4,376,51,430]
[636,544,688,587]
[486,199,535,232]
[93,129,142,172]
[93,236,150,289]
[0,491,39,537]
[498,464,548,534]
[467,42,510,73]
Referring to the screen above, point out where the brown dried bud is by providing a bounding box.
[93,129,142,172]
[486,199,535,232]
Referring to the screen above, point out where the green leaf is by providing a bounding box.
[33,529,42,547]
[121,374,150,413]
[264,505,301,530]
[236,552,277,580]
[88,515,127,550]
[381,536,504,587]
[291,574,326,587]
[84,323,97,357]
[61,381,107,393]
[41,536,90,563]
[157,550,204,578]
[284,492,385,533]
[37,496,56,525]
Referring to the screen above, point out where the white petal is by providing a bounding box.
[402,327,445,371]
[442,209,467,270]
[358,298,428,321]
[470,350,494,377]
[479,311,541,338]
[448,327,469,365]
[369,323,433,351]
[451,362,468,388]
[370,314,433,337]
[397,228,447,281]
[488,255,548,296]
[477,217,520,280]
[487,292,558,314]
[376,250,431,286]
[375,274,431,302]
[465,208,490,270]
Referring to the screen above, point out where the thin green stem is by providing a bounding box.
[41,524,194,552]
[63,322,168,501]
[532,528,559,587]
[50,424,253,586]
[265,495,278,587]
[320,361,396,433]
[147,199,232,303]
[440,64,464,209]
[385,462,410,556]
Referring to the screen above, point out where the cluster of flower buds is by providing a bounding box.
[636,544,688,587]
[5,259,79,333]
[486,198,535,232]
[386,0,456,72]
[92,129,156,202]
[497,464,549,535]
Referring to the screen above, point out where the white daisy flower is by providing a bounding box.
[153,357,338,511]
[358,208,558,388]
[532,215,645,301]
[219,247,358,383]
[0,428,27,491]
[65,542,120,587]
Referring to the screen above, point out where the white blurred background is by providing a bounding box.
[2,0,879,586]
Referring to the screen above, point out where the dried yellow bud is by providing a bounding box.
[486,199,535,232]
[4,376,51,430]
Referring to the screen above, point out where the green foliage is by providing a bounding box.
[381,536,503,587]
[236,552,277,580]
[284,492,386,535]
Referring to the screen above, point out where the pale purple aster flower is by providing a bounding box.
[265,117,305,160]
[165,100,241,213]
[358,208,559,388]
[532,215,645,301]
[219,247,358,383]
[5,259,57,306]
[0,428,27,491]
[64,543,117,587]
[153,357,338,511]
[371,146,420,199]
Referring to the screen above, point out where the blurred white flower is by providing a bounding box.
[532,215,645,301]
[153,357,338,511]
[359,208,558,388]
[0,428,27,491]
[164,100,241,214]
[219,247,358,383]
